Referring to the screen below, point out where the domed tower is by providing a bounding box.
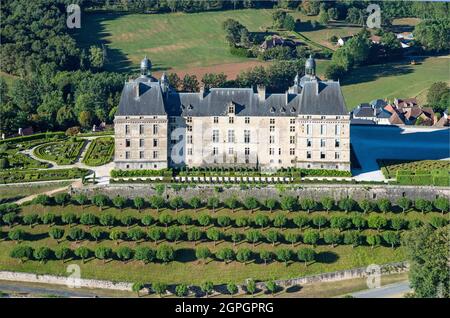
[305,55,316,77]
[140,56,151,77]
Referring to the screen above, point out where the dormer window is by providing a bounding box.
[270,107,275,113]
[280,107,286,113]
[290,107,296,113]
[187,105,193,111]
[228,103,235,114]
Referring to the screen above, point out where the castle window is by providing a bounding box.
[290,148,295,155]
[269,136,275,144]
[306,124,311,135]
[244,130,250,143]
[139,139,144,147]
[125,139,131,147]
[270,118,275,124]
[169,117,176,123]
[320,139,326,147]
[245,147,250,156]
[125,151,130,159]
[335,139,340,148]
[290,136,296,144]
[213,117,219,124]
[187,148,193,156]
[307,151,311,159]
[186,117,192,123]
[213,147,218,156]
[153,151,158,159]
[335,152,340,159]
[187,135,193,144]
[139,125,144,135]
[228,147,234,155]
[278,148,281,155]
[245,117,250,124]
[307,139,312,147]
[125,125,130,135]
[153,139,158,147]
[227,130,235,143]
[290,126,295,132]
[139,151,144,159]
[153,124,158,135]
[320,124,326,135]
[290,118,295,124]
[320,152,326,159]
[270,126,275,132]
[187,125,192,132]
[228,104,235,114]
[212,130,219,143]
[229,117,234,124]
[335,124,341,135]
[269,148,274,155]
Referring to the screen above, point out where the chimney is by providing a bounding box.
[199,85,205,100]
[285,91,289,104]
[135,83,140,98]
[257,85,266,101]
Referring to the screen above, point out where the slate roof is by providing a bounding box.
[117,77,348,117]
[353,106,375,118]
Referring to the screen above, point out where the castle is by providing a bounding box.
[114,56,350,171]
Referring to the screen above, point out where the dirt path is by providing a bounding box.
[14,184,71,205]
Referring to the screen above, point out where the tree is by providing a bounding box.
[244,197,259,212]
[415,199,433,214]
[236,216,250,228]
[324,63,346,81]
[367,214,387,232]
[90,228,104,242]
[265,230,279,246]
[276,249,293,266]
[128,228,146,243]
[391,217,408,232]
[80,213,97,228]
[73,194,89,209]
[280,196,298,211]
[99,214,115,228]
[113,196,127,211]
[92,194,109,211]
[338,198,356,213]
[23,214,38,228]
[120,215,135,229]
[186,228,202,246]
[303,230,319,247]
[359,199,374,214]
[159,213,173,229]
[216,247,235,264]
[67,228,85,242]
[272,10,287,29]
[165,226,183,243]
[429,216,447,229]
[78,110,93,128]
[260,250,273,265]
[284,232,298,248]
[246,279,256,297]
[321,197,334,213]
[148,228,164,245]
[263,198,278,213]
[40,213,56,227]
[116,246,134,263]
[377,198,392,214]
[343,231,362,248]
[3,213,16,228]
[216,216,231,229]
[132,282,144,297]
[34,194,51,206]
[351,214,367,230]
[402,225,449,298]
[330,215,352,232]
[207,197,220,213]
[8,229,26,242]
[283,14,296,31]
[293,215,309,230]
[230,232,243,246]
[74,246,91,263]
[382,231,400,249]
[312,215,327,231]
[232,247,251,265]
[227,282,238,297]
[95,246,113,263]
[54,246,71,263]
[141,215,155,229]
[109,230,125,245]
[188,196,202,211]
[10,245,33,263]
[134,246,155,264]
[323,230,342,248]
[246,230,262,247]
[156,244,175,263]
[175,284,189,297]
[318,9,329,25]
[223,197,240,213]
[195,247,211,264]
[62,213,77,227]
[133,197,145,212]
[201,73,227,89]
[181,74,199,92]
[266,280,278,296]
[197,214,212,229]
[206,228,222,246]
[49,228,65,243]
[397,197,411,214]
[414,20,450,52]
[54,193,70,207]
[200,281,214,298]
[254,214,270,229]
[152,282,168,298]
[366,234,381,249]
[149,195,165,212]
[297,247,316,267]
[89,45,104,69]
[434,197,449,215]
[170,196,184,213]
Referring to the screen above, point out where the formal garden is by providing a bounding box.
[378,159,450,186]
[82,137,114,167]
[0,192,447,289]
[34,138,85,165]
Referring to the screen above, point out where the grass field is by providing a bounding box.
[341,57,450,109]
[0,203,440,285]
[0,183,71,203]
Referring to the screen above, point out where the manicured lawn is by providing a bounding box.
[0,182,71,203]
[82,137,114,167]
[341,57,450,110]
[74,9,310,74]
[0,203,442,285]
[378,159,450,179]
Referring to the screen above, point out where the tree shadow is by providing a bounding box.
[286,285,302,293]
[176,248,197,263]
[316,251,339,264]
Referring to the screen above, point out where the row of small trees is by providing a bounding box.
[2,210,447,233]
[30,193,449,215]
[4,224,410,250]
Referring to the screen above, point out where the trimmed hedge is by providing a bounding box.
[34,139,85,165]
[0,132,66,145]
[83,137,114,166]
[0,168,90,184]
[111,169,174,178]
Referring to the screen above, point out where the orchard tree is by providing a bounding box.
[159,213,173,229]
[217,215,231,229]
[61,213,77,227]
[54,193,70,207]
[377,198,392,214]
[351,214,366,230]
[149,195,165,212]
[189,196,202,211]
[415,199,433,215]
[246,230,262,247]
[175,284,189,297]
[366,234,381,249]
[227,282,238,297]
[113,196,127,211]
[165,226,183,243]
[207,197,220,213]
[116,246,134,263]
[264,198,278,213]
[206,228,222,246]
[152,282,168,298]
[284,232,298,248]
[382,231,400,249]
[260,250,273,265]
[75,246,91,263]
[92,194,109,211]
[133,197,146,212]
[397,197,412,214]
[197,214,212,229]
[321,197,334,213]
[276,249,293,266]
[367,214,388,232]
[236,216,250,228]
[280,196,298,212]
[2,213,16,228]
[216,247,235,264]
[95,246,113,263]
[338,198,356,213]
[170,196,184,213]
[300,198,317,213]
[54,246,72,263]
[80,213,97,228]
[297,247,316,267]
[225,197,240,213]
[359,199,374,214]
[244,197,259,212]
[141,215,155,228]
[90,228,104,242]
[293,215,309,230]
[109,230,125,245]
[429,216,447,229]
[434,197,449,215]
[23,214,38,228]
[391,217,408,232]
[343,231,362,248]
[148,228,164,245]
[254,214,270,229]
[177,214,192,230]
[200,281,214,298]
[273,214,288,229]
[120,215,135,229]
[10,245,33,263]
[323,230,342,248]
[195,247,212,264]
[8,229,26,242]
[67,228,85,243]
[231,232,243,246]
[49,228,65,243]
[40,213,56,227]
[127,228,146,243]
[330,215,352,232]
[303,230,319,247]
[99,214,115,228]
[312,215,327,231]
[265,230,279,246]
[187,228,202,246]
[246,279,257,297]
[132,282,144,297]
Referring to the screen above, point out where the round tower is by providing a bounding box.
[305,55,316,77]
[140,56,151,76]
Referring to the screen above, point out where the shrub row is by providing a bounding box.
[0,132,66,146]
[0,168,90,184]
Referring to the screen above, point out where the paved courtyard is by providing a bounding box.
[351,125,450,181]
